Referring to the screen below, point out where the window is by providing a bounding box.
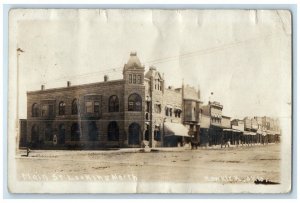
[137,75,141,84]
[71,123,80,141]
[72,99,78,115]
[49,105,54,117]
[165,106,173,117]
[58,124,65,144]
[144,125,149,141]
[128,123,140,145]
[128,93,142,111]
[94,101,100,113]
[109,95,119,112]
[85,101,93,113]
[154,130,161,141]
[129,74,132,83]
[88,121,98,141]
[58,101,66,115]
[32,103,39,117]
[175,109,182,118]
[155,104,161,113]
[133,74,136,83]
[107,121,119,141]
[31,125,39,143]
[146,101,150,112]
[45,124,53,141]
[41,105,48,117]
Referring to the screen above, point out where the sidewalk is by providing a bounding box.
[16,143,277,158]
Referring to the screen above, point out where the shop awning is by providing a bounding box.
[164,122,191,137]
[243,131,256,136]
[223,129,242,133]
[165,104,173,108]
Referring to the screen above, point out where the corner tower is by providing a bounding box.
[123,51,145,84]
[123,52,146,147]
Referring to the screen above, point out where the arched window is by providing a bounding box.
[107,121,119,141]
[128,123,141,145]
[71,123,80,141]
[58,101,66,115]
[128,93,142,111]
[72,99,78,115]
[32,103,39,117]
[109,95,119,112]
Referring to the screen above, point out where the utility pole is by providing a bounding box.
[149,76,153,148]
[16,47,24,150]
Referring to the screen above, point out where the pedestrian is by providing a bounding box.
[226,140,230,148]
[26,146,30,157]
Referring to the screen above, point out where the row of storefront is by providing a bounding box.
[197,115,281,147]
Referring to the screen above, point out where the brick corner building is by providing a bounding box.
[20,52,202,149]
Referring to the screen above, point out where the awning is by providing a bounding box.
[165,104,173,108]
[266,130,280,135]
[243,131,256,136]
[223,129,241,133]
[164,122,191,137]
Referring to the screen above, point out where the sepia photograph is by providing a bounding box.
[7,8,292,193]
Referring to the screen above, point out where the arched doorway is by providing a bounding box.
[88,121,98,141]
[71,123,81,141]
[45,124,53,141]
[31,125,39,143]
[128,123,141,145]
[58,124,65,144]
[107,121,119,141]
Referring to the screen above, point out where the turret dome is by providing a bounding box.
[123,52,143,71]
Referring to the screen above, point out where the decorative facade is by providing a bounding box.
[20,52,201,149]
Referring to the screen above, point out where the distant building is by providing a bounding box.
[20,52,201,149]
[199,101,231,146]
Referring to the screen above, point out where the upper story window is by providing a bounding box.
[129,74,132,83]
[133,74,136,83]
[109,95,119,112]
[58,101,66,115]
[129,74,141,84]
[128,93,142,111]
[154,79,162,91]
[41,105,48,117]
[94,101,100,113]
[154,103,161,113]
[32,103,39,117]
[85,101,93,113]
[165,106,173,117]
[137,75,141,84]
[174,109,182,118]
[72,99,79,115]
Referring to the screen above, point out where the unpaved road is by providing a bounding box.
[16,144,280,184]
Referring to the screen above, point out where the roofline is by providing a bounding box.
[27,79,125,95]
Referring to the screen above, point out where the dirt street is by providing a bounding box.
[15,144,280,184]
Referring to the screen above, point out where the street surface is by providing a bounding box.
[16,144,280,184]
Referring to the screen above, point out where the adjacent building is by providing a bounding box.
[199,101,231,146]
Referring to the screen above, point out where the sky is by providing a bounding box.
[10,9,291,119]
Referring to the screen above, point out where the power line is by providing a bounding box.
[26,32,279,86]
